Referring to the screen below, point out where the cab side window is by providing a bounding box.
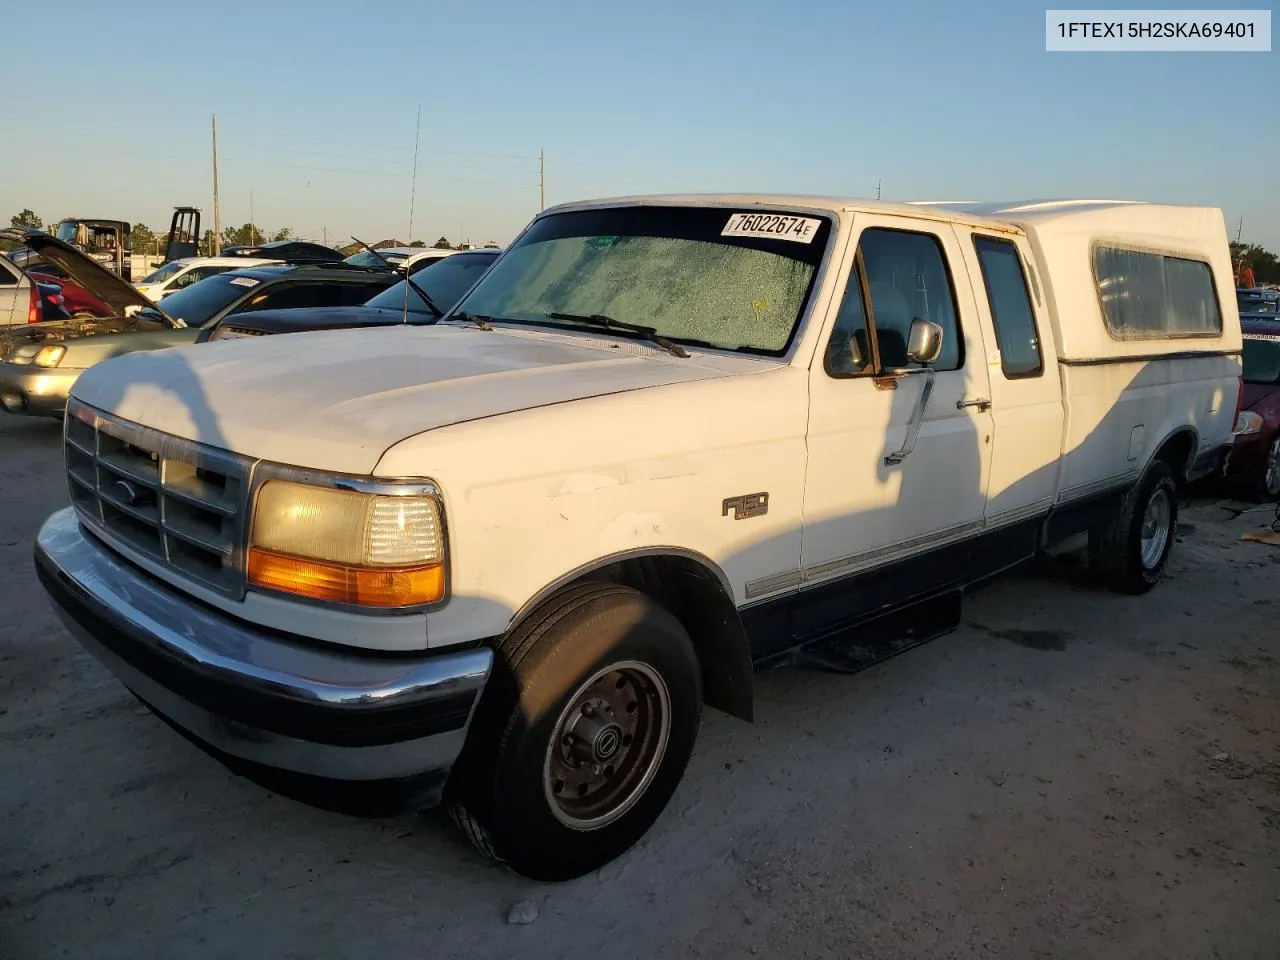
[824,264,873,376]
[973,235,1043,378]
[825,227,963,376]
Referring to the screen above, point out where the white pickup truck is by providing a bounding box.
[34,194,1242,881]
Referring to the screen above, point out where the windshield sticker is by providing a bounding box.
[722,213,821,244]
[229,276,259,287]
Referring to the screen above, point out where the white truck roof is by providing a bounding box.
[921,199,1239,361]
[544,193,1240,362]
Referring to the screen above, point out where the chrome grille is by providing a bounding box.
[64,399,251,596]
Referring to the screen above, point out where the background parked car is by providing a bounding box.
[27,270,112,318]
[1226,319,1280,500]
[208,247,502,339]
[34,279,72,321]
[1237,287,1280,320]
[220,239,346,263]
[340,246,457,271]
[6,246,115,318]
[134,256,283,300]
[0,253,42,328]
[0,227,402,418]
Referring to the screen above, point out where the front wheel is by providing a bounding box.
[1088,459,1178,594]
[448,582,702,881]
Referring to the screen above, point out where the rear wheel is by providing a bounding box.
[448,582,702,881]
[1088,459,1178,594]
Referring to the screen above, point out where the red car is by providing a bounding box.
[1226,319,1280,499]
[26,269,112,318]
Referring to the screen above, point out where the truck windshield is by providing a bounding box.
[1242,336,1280,384]
[449,206,833,355]
[55,222,78,243]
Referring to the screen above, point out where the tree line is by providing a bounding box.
[1230,242,1280,286]
[2,211,492,258]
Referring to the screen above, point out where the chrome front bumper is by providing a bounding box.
[35,507,493,796]
[0,363,80,417]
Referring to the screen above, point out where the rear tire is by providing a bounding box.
[447,582,702,881]
[1088,459,1178,594]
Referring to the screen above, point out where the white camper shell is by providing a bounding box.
[36,193,1243,882]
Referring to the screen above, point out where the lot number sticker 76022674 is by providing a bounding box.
[721,212,821,243]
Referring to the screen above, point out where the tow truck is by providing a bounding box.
[46,206,202,283]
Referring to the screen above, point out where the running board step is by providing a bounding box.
[794,591,963,675]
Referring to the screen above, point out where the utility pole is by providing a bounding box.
[322,225,327,246]
[539,148,545,211]
[1235,216,1244,244]
[249,190,255,245]
[211,114,221,255]
[875,179,881,201]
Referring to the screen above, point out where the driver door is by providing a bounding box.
[796,215,994,638]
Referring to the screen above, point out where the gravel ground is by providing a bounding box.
[1,412,1278,960]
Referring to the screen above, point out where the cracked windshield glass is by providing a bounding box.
[452,206,832,354]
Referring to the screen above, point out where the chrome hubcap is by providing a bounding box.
[1140,487,1172,569]
[543,660,671,831]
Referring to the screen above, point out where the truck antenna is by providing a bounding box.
[408,103,422,245]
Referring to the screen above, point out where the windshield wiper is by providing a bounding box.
[351,236,443,319]
[546,312,689,358]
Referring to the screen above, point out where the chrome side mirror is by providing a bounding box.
[906,318,944,365]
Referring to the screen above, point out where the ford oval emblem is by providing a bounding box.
[112,479,139,505]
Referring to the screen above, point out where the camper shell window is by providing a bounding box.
[1092,244,1222,340]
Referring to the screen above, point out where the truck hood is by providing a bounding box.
[68,324,756,474]
[0,228,173,324]
[218,305,414,335]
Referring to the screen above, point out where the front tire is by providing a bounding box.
[448,582,702,881]
[1088,459,1178,594]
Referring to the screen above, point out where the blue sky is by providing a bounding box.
[2,0,1275,250]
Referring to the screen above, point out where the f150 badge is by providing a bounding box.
[722,492,769,520]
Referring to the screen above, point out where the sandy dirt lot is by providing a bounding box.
[1,412,1277,960]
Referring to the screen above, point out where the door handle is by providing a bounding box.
[957,398,991,412]
[884,370,936,466]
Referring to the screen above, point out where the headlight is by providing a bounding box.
[7,344,66,367]
[34,345,65,367]
[247,479,446,608]
[1234,411,1263,436]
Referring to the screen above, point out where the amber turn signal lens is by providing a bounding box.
[248,548,445,608]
